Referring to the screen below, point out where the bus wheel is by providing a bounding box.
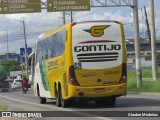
[39,97,46,104]
[56,88,62,107]
[37,86,46,104]
[60,89,70,108]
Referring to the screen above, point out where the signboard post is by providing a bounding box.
[0,0,41,14]
[47,0,91,12]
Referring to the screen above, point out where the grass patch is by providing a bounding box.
[0,104,7,110]
[128,69,160,93]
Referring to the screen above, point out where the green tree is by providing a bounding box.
[0,60,21,74]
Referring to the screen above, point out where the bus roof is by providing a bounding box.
[37,20,122,41]
[38,23,70,41]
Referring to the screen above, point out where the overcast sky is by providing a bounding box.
[0,0,160,55]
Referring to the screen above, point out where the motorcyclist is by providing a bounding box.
[22,77,28,94]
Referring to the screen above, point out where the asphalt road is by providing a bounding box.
[0,88,160,120]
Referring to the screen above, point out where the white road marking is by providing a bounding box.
[0,94,112,120]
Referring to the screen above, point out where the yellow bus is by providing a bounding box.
[30,21,127,108]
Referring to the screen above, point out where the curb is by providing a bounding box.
[128,92,160,95]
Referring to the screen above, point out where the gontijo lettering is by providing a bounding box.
[74,44,121,52]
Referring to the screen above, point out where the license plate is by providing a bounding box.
[95,88,105,92]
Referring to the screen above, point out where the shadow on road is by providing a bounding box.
[45,97,160,109]
[116,97,160,108]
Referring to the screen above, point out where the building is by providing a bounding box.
[126,39,160,67]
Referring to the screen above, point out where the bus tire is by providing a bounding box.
[56,88,62,107]
[60,89,70,108]
[37,85,46,104]
[39,97,46,104]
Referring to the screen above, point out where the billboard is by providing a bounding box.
[20,48,32,63]
[47,0,90,12]
[0,0,41,14]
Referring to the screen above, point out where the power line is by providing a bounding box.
[0,36,37,43]
[0,34,38,38]
[0,35,38,39]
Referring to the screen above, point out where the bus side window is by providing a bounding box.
[42,55,44,60]
[51,50,54,58]
[37,41,43,62]
[51,34,57,57]
[47,38,52,59]
[66,31,68,41]
[48,49,51,59]
[45,52,48,59]
[41,39,46,60]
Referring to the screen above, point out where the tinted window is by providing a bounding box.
[36,30,66,62]
[56,30,66,56]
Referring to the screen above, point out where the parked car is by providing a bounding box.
[11,79,22,90]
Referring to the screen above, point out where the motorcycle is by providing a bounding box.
[22,85,28,94]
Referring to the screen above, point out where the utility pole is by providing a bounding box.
[6,29,9,60]
[21,20,29,79]
[71,11,73,23]
[144,6,151,42]
[63,12,66,25]
[132,0,142,87]
[150,0,157,80]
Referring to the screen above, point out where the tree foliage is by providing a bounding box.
[0,60,21,73]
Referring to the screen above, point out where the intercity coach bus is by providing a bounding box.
[29,21,127,108]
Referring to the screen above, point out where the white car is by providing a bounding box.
[12,79,22,90]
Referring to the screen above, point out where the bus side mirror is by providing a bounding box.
[28,57,31,66]
[28,52,35,67]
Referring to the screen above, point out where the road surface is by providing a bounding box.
[0,88,160,120]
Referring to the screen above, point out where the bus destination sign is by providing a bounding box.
[0,0,41,14]
[47,0,91,12]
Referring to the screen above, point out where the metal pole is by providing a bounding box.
[22,20,29,79]
[150,0,157,80]
[71,11,73,23]
[6,29,9,60]
[144,6,151,42]
[132,0,142,87]
[63,12,65,25]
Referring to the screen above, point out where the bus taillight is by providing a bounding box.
[118,63,127,84]
[69,65,80,86]
[114,21,120,24]
[72,22,77,26]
